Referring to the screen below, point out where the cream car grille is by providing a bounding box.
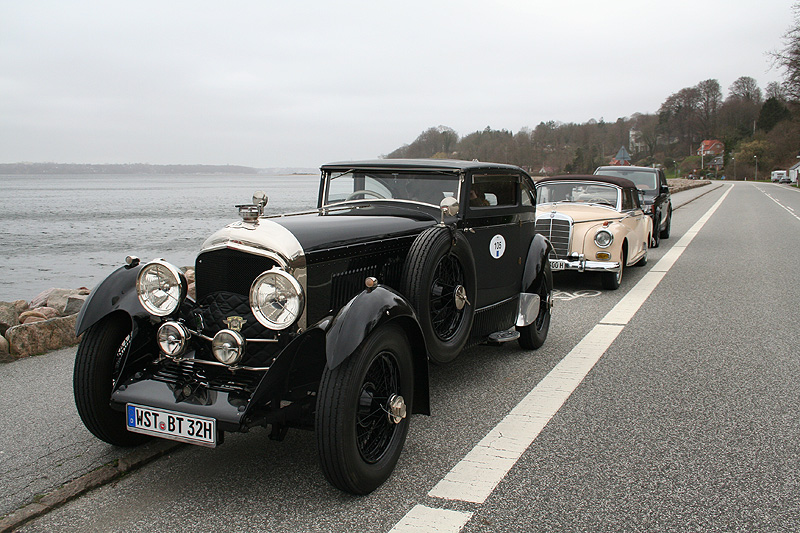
[535,214,572,259]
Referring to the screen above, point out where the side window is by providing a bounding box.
[470,173,518,207]
[622,189,635,211]
[521,176,535,206]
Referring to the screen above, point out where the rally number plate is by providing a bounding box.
[549,259,566,272]
[126,404,216,447]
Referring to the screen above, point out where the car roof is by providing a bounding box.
[595,165,658,173]
[537,174,637,189]
[320,159,527,174]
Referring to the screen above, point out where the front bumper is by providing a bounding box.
[549,255,620,274]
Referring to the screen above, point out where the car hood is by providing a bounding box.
[537,202,624,224]
[201,208,436,268]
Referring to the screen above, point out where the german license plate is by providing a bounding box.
[126,404,216,447]
[549,259,566,272]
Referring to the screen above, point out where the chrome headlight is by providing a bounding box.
[136,260,186,316]
[250,267,304,330]
[212,329,244,365]
[157,321,190,357]
[594,229,613,248]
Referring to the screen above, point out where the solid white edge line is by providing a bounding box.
[388,505,473,533]
[427,324,624,504]
[390,183,735,531]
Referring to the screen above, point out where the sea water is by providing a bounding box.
[0,173,319,301]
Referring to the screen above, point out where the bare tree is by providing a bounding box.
[727,76,763,104]
[696,79,722,137]
[772,2,800,101]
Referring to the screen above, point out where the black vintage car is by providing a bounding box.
[594,165,672,247]
[73,159,554,494]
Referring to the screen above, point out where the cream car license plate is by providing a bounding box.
[549,259,566,272]
[126,404,216,447]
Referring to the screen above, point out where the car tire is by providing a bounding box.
[660,209,671,239]
[315,324,413,495]
[73,314,151,447]
[601,248,625,290]
[635,247,648,266]
[401,226,476,364]
[650,215,661,248]
[517,260,552,350]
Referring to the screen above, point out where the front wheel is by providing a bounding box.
[650,215,661,248]
[316,324,414,494]
[73,314,151,447]
[517,261,552,350]
[601,248,625,290]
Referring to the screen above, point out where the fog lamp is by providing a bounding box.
[157,321,190,358]
[212,329,245,366]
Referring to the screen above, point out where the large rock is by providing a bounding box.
[0,335,10,363]
[0,301,21,335]
[30,288,90,316]
[5,314,81,359]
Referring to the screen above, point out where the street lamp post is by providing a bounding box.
[732,156,736,180]
[754,155,758,181]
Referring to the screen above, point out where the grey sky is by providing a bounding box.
[0,0,792,168]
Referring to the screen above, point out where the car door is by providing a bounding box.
[618,187,648,263]
[462,171,526,309]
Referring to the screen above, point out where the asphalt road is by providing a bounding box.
[4,182,800,532]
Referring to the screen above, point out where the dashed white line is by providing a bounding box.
[390,184,734,532]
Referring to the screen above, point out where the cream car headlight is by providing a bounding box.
[594,229,613,248]
[250,267,304,330]
[136,260,186,316]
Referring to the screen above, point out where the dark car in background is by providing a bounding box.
[73,159,554,494]
[594,165,672,247]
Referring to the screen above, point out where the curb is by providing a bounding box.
[0,440,183,532]
[673,182,725,210]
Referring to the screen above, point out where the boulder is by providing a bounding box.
[19,310,49,323]
[0,301,20,336]
[0,335,10,363]
[63,295,87,316]
[5,314,81,359]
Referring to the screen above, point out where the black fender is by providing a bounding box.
[522,233,554,293]
[75,263,148,336]
[325,285,430,415]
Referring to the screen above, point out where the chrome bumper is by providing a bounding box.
[550,256,620,273]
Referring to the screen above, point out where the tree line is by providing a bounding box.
[385,5,800,180]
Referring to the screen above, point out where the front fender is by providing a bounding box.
[325,285,429,415]
[522,233,554,292]
[75,263,148,336]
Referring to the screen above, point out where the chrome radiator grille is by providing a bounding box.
[535,214,572,259]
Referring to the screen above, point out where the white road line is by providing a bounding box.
[388,506,473,532]
[390,184,733,532]
[760,188,800,222]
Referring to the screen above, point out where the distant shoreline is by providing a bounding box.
[0,163,317,175]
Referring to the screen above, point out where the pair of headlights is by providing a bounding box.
[137,259,303,330]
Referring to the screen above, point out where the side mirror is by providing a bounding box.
[660,185,670,194]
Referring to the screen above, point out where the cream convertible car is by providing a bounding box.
[534,174,653,289]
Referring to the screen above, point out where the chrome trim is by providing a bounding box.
[187,327,279,344]
[200,218,307,330]
[159,354,271,372]
[552,258,620,273]
[515,293,541,327]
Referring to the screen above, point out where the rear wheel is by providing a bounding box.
[316,324,413,494]
[74,314,151,447]
[517,261,552,350]
[660,209,672,239]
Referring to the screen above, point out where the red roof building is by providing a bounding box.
[697,140,724,157]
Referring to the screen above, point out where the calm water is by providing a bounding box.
[0,173,319,302]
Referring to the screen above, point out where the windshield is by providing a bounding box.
[536,182,619,208]
[596,169,658,191]
[323,170,460,207]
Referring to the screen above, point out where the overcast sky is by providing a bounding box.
[0,1,794,168]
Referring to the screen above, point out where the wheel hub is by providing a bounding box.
[454,285,469,310]
[387,394,406,424]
